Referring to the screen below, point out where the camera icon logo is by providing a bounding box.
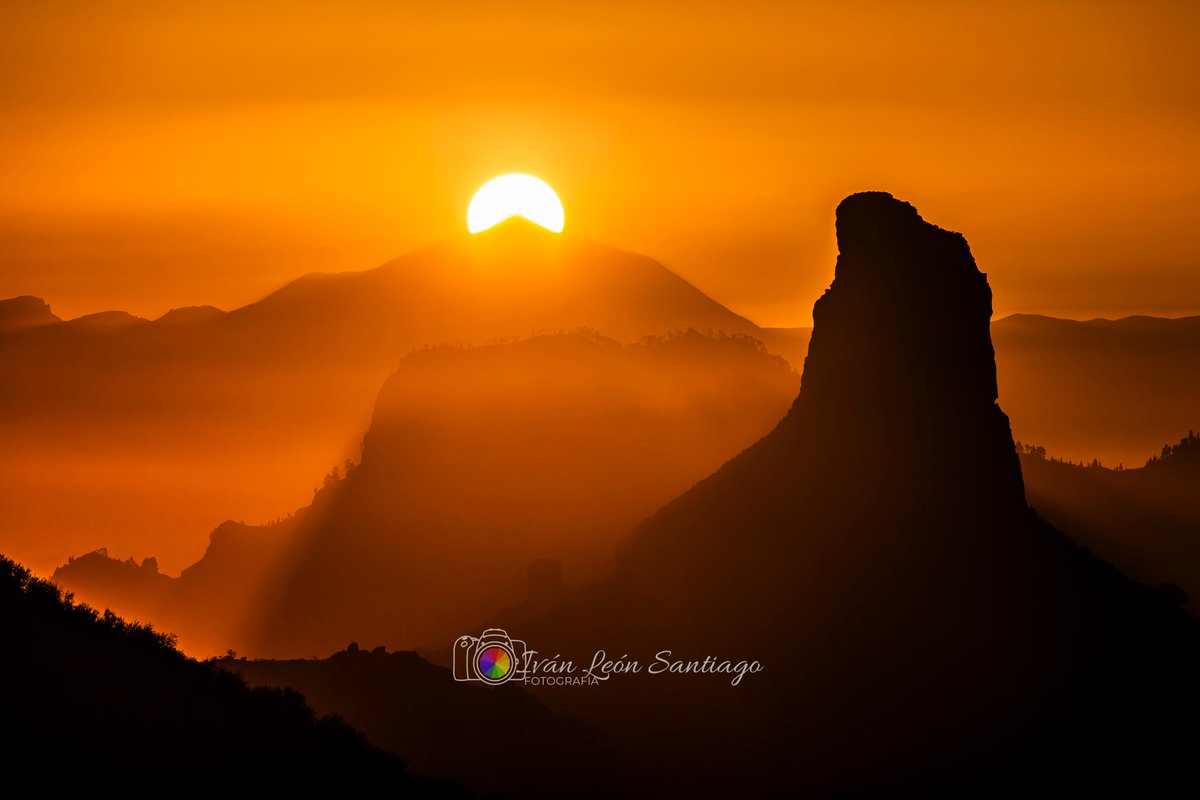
[452,628,528,685]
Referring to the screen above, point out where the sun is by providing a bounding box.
[467,174,564,234]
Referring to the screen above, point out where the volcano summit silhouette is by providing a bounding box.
[230,217,768,353]
[493,192,1200,796]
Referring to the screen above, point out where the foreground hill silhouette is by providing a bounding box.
[485,192,1200,795]
[1019,431,1200,613]
[53,329,798,656]
[217,645,632,798]
[0,554,462,796]
[0,219,792,574]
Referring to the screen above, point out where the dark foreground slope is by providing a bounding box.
[218,646,632,799]
[492,193,1200,796]
[52,518,297,658]
[0,555,462,797]
[1020,431,1200,613]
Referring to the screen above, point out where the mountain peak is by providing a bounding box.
[155,305,226,326]
[472,214,561,238]
[830,190,973,287]
[64,310,148,331]
[0,295,60,334]
[453,214,569,262]
[835,189,920,225]
[616,191,1026,588]
[790,191,1023,516]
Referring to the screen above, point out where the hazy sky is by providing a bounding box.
[2,0,1197,326]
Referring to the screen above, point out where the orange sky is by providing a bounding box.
[1,1,1197,327]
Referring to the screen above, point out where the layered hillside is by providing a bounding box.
[1,220,796,575]
[53,329,799,657]
[1019,430,1200,612]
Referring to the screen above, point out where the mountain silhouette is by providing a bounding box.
[0,554,464,795]
[0,295,60,334]
[227,218,770,354]
[1019,430,1200,613]
[485,192,1200,795]
[0,219,802,575]
[52,547,174,617]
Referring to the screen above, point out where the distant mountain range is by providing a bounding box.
[0,220,798,574]
[993,312,1200,468]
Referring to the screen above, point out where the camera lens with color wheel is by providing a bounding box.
[477,645,513,683]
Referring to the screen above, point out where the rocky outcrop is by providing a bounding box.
[618,192,1029,595]
[794,192,1025,516]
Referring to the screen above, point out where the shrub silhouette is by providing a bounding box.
[1146,429,1200,467]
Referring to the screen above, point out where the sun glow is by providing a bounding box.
[467,174,565,233]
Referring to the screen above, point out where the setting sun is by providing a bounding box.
[467,174,565,234]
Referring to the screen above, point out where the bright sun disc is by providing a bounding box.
[467,174,564,234]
